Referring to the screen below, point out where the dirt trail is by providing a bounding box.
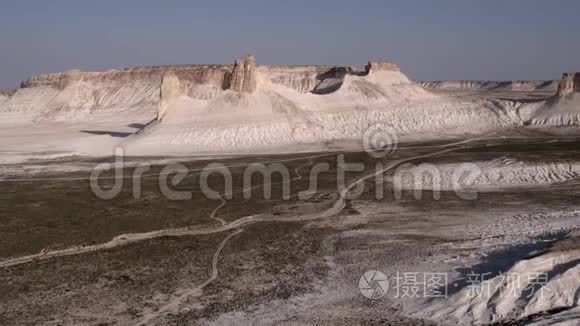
[135,157,318,325]
[132,144,471,324]
[209,158,317,226]
[0,139,483,269]
[135,228,245,326]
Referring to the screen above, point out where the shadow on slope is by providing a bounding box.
[80,123,150,138]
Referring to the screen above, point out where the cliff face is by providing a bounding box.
[228,55,257,93]
[557,73,580,96]
[257,65,335,93]
[14,59,357,101]
[0,90,11,104]
[0,55,412,122]
[365,61,400,74]
[0,54,532,156]
[420,80,559,92]
[520,72,580,127]
[311,66,366,94]
[0,90,14,97]
[21,65,232,90]
[158,72,182,121]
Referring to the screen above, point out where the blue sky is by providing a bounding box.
[1,0,579,88]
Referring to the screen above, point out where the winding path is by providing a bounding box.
[136,157,318,325]
[0,139,480,269]
[135,228,244,326]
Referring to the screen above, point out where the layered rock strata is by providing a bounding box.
[227,54,257,93]
[158,72,182,120]
[557,72,580,96]
[420,80,559,93]
[365,61,401,74]
[1,55,414,122]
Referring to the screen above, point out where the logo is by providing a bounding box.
[359,270,389,299]
[363,124,398,158]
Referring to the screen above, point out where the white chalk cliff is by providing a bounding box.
[420,80,559,92]
[0,56,577,158]
[123,57,518,155]
[521,73,580,126]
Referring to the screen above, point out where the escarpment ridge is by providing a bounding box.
[420,80,560,93]
[116,56,516,155]
[517,72,580,126]
[0,54,578,158]
[0,55,402,124]
[16,57,401,98]
[557,72,580,96]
